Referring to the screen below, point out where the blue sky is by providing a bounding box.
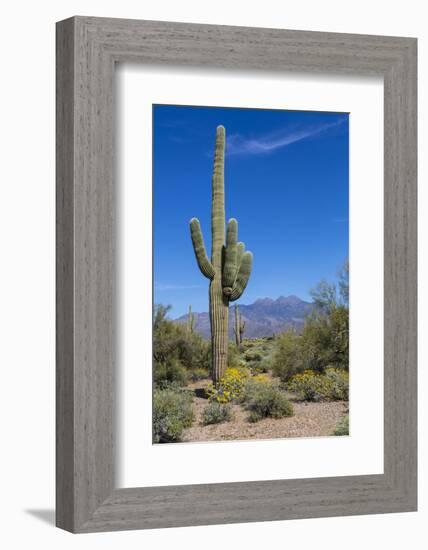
[153,104,349,318]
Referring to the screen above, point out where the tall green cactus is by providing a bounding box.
[190,126,253,384]
[234,304,246,347]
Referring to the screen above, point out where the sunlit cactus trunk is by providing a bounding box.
[190,126,253,385]
[209,279,229,383]
[208,126,228,383]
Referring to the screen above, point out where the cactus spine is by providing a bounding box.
[190,126,253,385]
[234,304,246,346]
[187,305,195,334]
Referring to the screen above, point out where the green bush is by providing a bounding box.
[299,264,349,372]
[155,380,190,393]
[153,304,211,387]
[333,414,349,436]
[327,306,349,369]
[272,331,304,382]
[188,367,210,382]
[153,358,189,388]
[227,342,242,368]
[300,307,349,372]
[287,368,349,402]
[271,269,349,381]
[153,388,194,443]
[246,358,270,374]
[202,402,233,425]
[324,368,349,400]
[244,349,263,362]
[242,379,294,422]
[287,370,325,401]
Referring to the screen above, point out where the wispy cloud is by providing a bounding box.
[227,117,347,156]
[158,119,186,129]
[168,135,189,144]
[155,283,202,291]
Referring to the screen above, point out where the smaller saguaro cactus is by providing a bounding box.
[187,305,195,334]
[234,304,246,346]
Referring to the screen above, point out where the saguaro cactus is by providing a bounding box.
[234,304,246,346]
[187,305,195,334]
[190,126,253,385]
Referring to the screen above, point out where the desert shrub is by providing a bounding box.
[244,349,263,362]
[155,379,191,393]
[271,268,349,381]
[206,367,250,403]
[152,388,194,443]
[202,402,233,425]
[154,358,189,388]
[333,414,349,436]
[153,304,211,387]
[246,358,270,374]
[309,263,349,370]
[251,373,270,383]
[327,306,349,369]
[228,342,242,369]
[272,314,349,382]
[173,331,211,372]
[188,367,210,382]
[300,307,349,372]
[324,368,349,400]
[240,340,253,352]
[287,371,326,401]
[242,379,293,422]
[287,369,349,402]
[272,331,305,382]
[299,315,333,372]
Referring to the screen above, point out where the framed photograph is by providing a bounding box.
[56,16,417,532]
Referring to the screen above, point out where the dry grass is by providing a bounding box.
[181,379,348,443]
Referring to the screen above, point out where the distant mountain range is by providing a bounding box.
[175,295,314,338]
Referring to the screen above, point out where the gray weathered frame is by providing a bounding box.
[56,16,417,533]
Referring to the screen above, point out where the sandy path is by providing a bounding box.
[181,380,348,443]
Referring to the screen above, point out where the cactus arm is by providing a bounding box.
[189,218,215,279]
[236,242,245,269]
[222,218,238,292]
[211,126,226,271]
[230,251,253,302]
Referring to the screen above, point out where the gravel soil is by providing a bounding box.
[181,379,348,442]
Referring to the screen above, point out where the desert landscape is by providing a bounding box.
[153,119,349,445]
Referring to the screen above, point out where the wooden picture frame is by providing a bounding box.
[56,16,417,533]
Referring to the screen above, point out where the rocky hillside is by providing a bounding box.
[175,295,314,338]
